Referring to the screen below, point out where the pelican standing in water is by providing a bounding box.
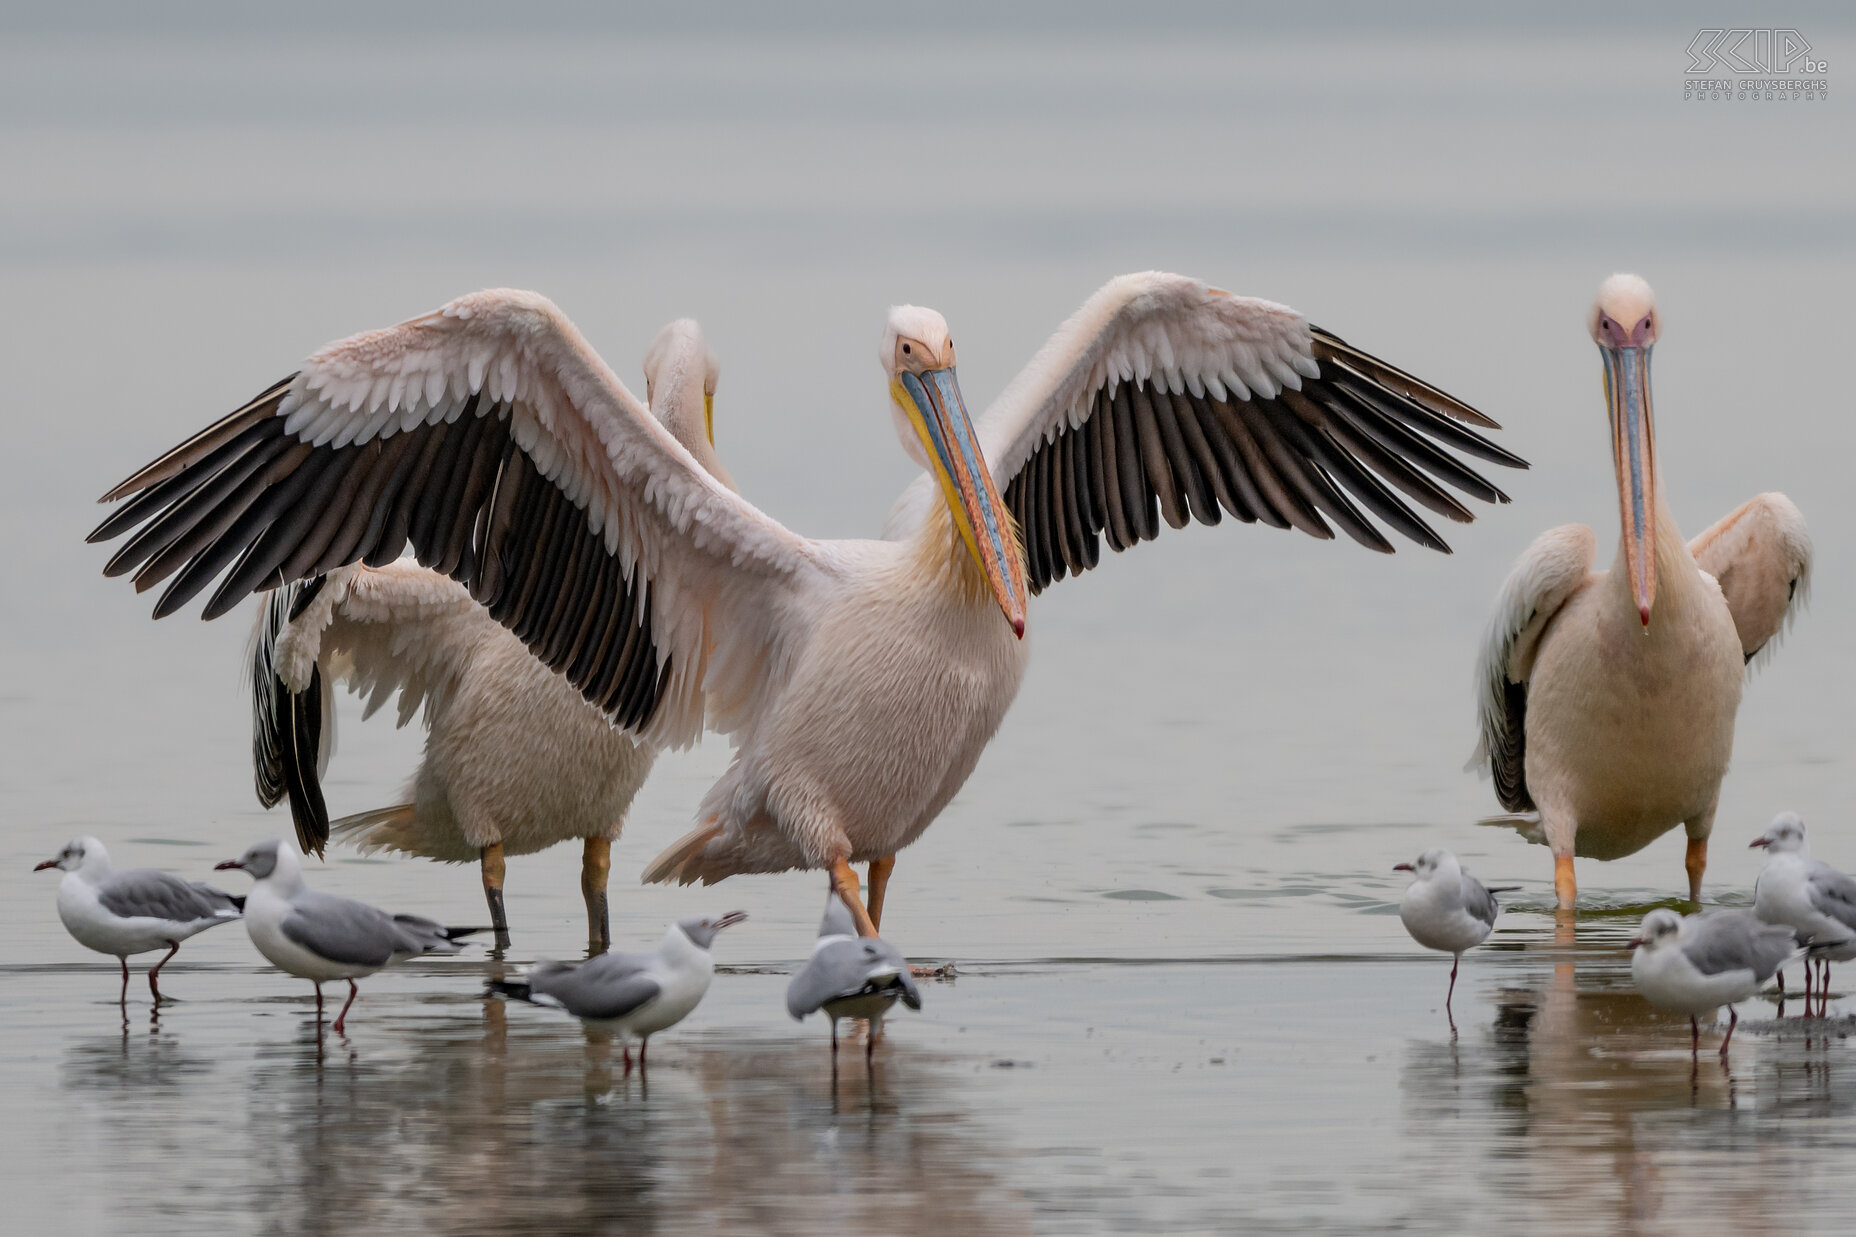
[246,320,732,950]
[90,272,1525,936]
[1475,275,1811,909]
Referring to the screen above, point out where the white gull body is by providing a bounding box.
[1394,847,1507,1009]
[786,894,922,1058]
[91,273,1524,937]
[487,911,744,1067]
[1752,811,1856,1008]
[216,839,480,1032]
[1629,907,1796,1055]
[35,836,243,1001]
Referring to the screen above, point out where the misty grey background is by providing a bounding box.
[1,5,1852,1234]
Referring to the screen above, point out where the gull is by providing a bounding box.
[214,839,484,1033]
[1628,907,1797,1056]
[785,893,922,1060]
[34,836,243,1002]
[1751,811,1856,1013]
[1394,847,1514,1010]
[485,911,745,1069]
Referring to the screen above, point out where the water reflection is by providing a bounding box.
[61,995,1034,1237]
[1400,915,1856,1236]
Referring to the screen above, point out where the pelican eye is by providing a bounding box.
[902,343,911,355]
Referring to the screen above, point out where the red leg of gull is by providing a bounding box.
[147,940,181,1002]
[332,979,359,1034]
[1446,955,1460,1008]
[638,1037,649,1070]
[314,984,324,1021]
[1805,960,1816,1017]
[118,957,130,1004]
[1719,1006,1738,1058]
[1690,1016,1700,1057]
[622,1046,634,1076]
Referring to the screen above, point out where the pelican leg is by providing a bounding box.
[1684,835,1709,904]
[829,858,879,937]
[480,842,510,950]
[582,836,612,953]
[1553,853,1577,910]
[866,855,896,932]
[332,979,359,1034]
[147,940,181,1002]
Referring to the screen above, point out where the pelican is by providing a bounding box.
[247,319,731,950]
[89,272,1525,936]
[1474,275,1811,909]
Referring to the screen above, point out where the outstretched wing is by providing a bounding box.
[1687,493,1811,669]
[1471,524,1597,813]
[958,271,1527,593]
[92,288,825,748]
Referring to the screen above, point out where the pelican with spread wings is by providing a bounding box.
[1474,275,1811,909]
[91,272,1525,935]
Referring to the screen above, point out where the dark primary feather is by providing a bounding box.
[96,869,243,924]
[1000,330,1528,595]
[92,388,670,734]
[1491,679,1533,813]
[251,581,331,856]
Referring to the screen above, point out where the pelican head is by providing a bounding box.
[1626,906,1683,951]
[883,305,1028,637]
[1589,274,1661,627]
[644,318,721,446]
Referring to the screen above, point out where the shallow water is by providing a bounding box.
[3,8,1855,1235]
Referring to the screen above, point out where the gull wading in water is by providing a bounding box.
[1629,907,1797,1057]
[89,273,1525,936]
[1751,811,1856,1013]
[215,839,485,1033]
[485,911,744,1069]
[1394,847,1514,1010]
[786,893,922,1060]
[35,836,244,1002]
[1475,275,1811,909]
[246,320,735,951]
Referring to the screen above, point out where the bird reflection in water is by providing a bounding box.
[1397,909,1853,1236]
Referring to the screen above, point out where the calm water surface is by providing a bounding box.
[3,10,1854,1235]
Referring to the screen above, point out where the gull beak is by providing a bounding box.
[894,366,1028,638]
[1625,937,1643,950]
[32,858,59,872]
[703,390,715,447]
[713,910,748,931]
[1749,838,1771,849]
[1392,863,1414,872]
[213,859,245,871]
[1598,331,1657,627]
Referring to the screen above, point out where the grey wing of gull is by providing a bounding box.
[1460,874,1500,928]
[787,938,918,1019]
[1683,910,1797,981]
[387,913,465,956]
[97,868,242,924]
[1806,862,1856,936]
[529,952,662,1020]
[280,890,403,968]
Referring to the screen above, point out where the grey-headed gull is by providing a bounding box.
[214,839,485,1033]
[1751,811,1856,1013]
[486,911,745,1069]
[35,836,244,1002]
[1395,847,1514,1009]
[785,894,922,1060]
[1629,908,1798,1056]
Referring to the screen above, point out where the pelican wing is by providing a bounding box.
[1471,524,1597,813]
[1687,493,1812,669]
[968,271,1527,593]
[93,288,823,748]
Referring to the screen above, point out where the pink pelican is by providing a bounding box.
[90,273,1524,936]
[1474,275,1811,909]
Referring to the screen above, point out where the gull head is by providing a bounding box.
[1750,811,1808,855]
[678,910,748,950]
[33,835,107,875]
[215,839,294,882]
[1393,847,1459,883]
[1627,907,1683,952]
